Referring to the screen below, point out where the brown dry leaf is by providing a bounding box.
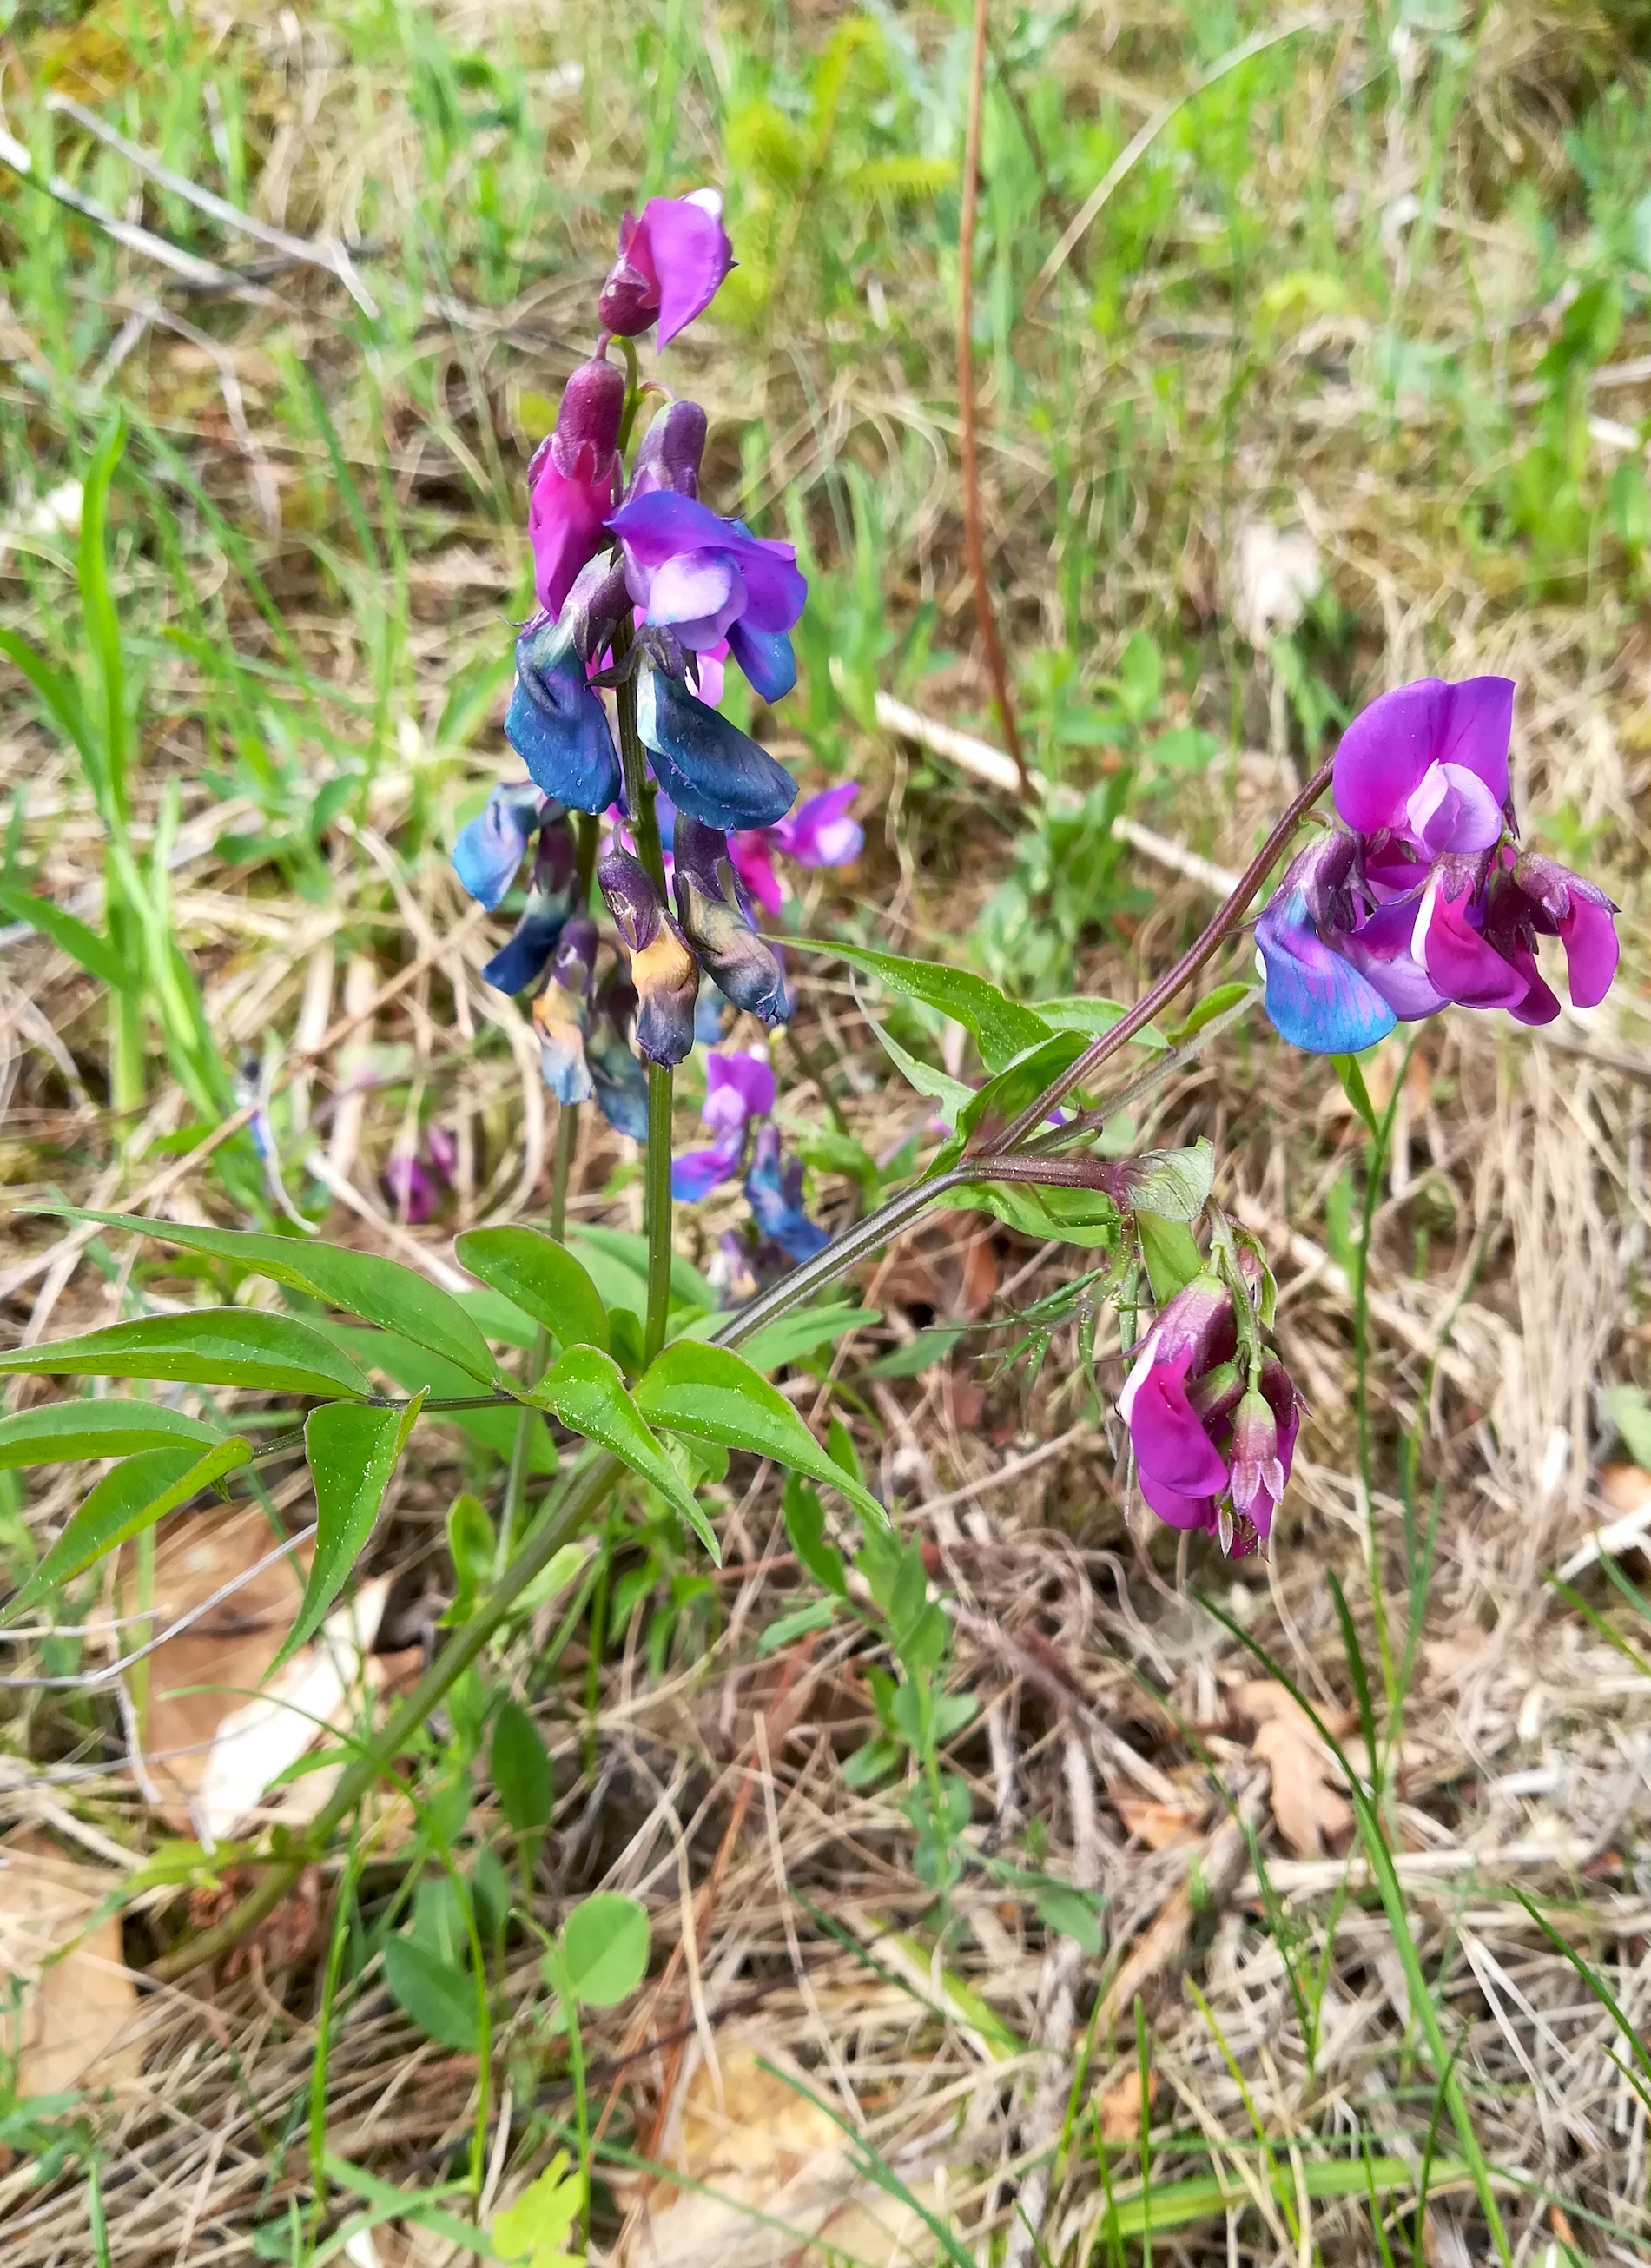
[0,1837,142,2096]
[621,2037,942,2268]
[121,1506,388,1843]
[1113,1794,1202,1851]
[1094,2065,1159,2144]
[1598,1464,1651,1515]
[1235,1681,1354,1858]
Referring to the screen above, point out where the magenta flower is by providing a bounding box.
[670,1048,774,1200]
[1258,677,1620,1053]
[598,191,734,347]
[1118,1275,1299,1558]
[527,355,625,618]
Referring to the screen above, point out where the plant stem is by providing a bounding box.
[611,629,677,1368]
[152,1445,623,1982]
[958,0,1030,790]
[984,756,1334,1153]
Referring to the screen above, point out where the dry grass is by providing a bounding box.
[2,0,1651,2261]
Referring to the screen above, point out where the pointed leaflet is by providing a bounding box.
[0,1401,222,1470]
[69,1211,499,1385]
[454,1227,609,1355]
[2,1436,252,1624]
[281,1393,427,1663]
[635,1343,888,1530]
[0,1311,373,1400]
[789,939,1052,1071]
[532,1345,720,1561]
[0,885,130,990]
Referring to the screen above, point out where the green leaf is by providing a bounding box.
[1166,981,1254,1045]
[558,1892,649,2007]
[1034,1885,1104,1954]
[862,1013,975,1127]
[455,1227,608,1355]
[783,1471,848,1597]
[1332,1052,1382,1141]
[535,1345,720,1561]
[572,1224,716,1313]
[841,1737,900,1789]
[443,1492,496,1627]
[0,885,129,989]
[790,939,1052,1071]
[1034,995,1165,1047]
[636,1342,888,1531]
[1137,1213,1205,1304]
[320,1325,554,1471]
[939,1176,1119,1248]
[860,1328,964,1379]
[956,1031,1092,1141]
[0,1400,221,1471]
[491,1701,552,1838]
[0,626,99,779]
[3,1436,252,1623]
[288,1394,426,1658]
[70,1211,499,1385]
[80,413,129,810]
[491,2152,584,2268]
[381,1932,479,2052]
[1112,1137,1215,1223]
[0,1311,373,1400]
[737,1304,879,1374]
[1601,1385,1651,1468]
[757,1597,842,1653]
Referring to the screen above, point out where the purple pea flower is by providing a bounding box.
[730,784,863,917]
[384,1125,457,1226]
[1257,677,1621,1053]
[452,782,546,910]
[527,354,625,620]
[744,1121,829,1264]
[1118,1275,1299,1559]
[607,491,805,694]
[670,1048,775,1201]
[598,190,734,347]
[480,814,582,995]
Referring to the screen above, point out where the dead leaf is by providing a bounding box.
[1234,1681,1353,1858]
[1599,1464,1651,1516]
[1094,2066,1159,2144]
[120,1506,388,1844]
[1113,1795,1201,1852]
[622,2037,942,2268]
[0,1837,142,2095]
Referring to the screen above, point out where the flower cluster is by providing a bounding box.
[1119,1271,1301,1558]
[1257,677,1620,1054]
[448,190,862,1173]
[673,1048,828,1271]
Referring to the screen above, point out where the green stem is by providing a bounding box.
[612,632,677,1368]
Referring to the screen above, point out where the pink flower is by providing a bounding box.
[527,356,624,618]
[598,191,735,347]
[729,784,863,918]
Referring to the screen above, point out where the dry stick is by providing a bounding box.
[0,901,490,1311]
[957,0,1031,793]
[982,756,1335,1156]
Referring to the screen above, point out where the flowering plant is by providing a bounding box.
[0,184,1621,1995]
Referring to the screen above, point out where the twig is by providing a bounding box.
[957,0,1030,790]
[46,94,379,318]
[0,125,278,304]
[1025,12,1337,314]
[872,692,1241,893]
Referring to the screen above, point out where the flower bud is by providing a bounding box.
[598,192,734,347]
[671,814,788,1025]
[452,781,547,910]
[481,816,581,996]
[532,916,597,1105]
[586,969,650,1141]
[627,399,709,502]
[528,353,624,619]
[598,846,699,1066]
